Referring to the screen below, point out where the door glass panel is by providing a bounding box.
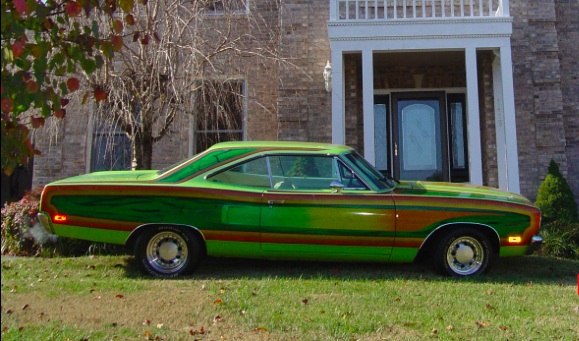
[450,103,466,169]
[399,100,442,181]
[374,104,388,171]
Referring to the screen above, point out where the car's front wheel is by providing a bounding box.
[135,226,202,278]
[433,228,494,277]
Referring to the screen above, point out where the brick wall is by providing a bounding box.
[510,0,576,204]
[555,0,579,207]
[277,1,332,142]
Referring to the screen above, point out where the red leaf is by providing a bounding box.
[125,14,135,26]
[13,0,29,15]
[111,36,123,51]
[43,18,54,30]
[61,98,70,107]
[67,78,80,92]
[12,41,26,58]
[1,98,14,113]
[113,20,124,34]
[54,109,66,118]
[140,34,149,45]
[31,117,45,128]
[115,294,124,299]
[65,2,82,17]
[25,80,38,94]
[94,88,107,102]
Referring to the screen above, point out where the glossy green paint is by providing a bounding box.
[52,224,130,245]
[39,141,541,268]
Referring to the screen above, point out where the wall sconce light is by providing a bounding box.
[323,60,332,92]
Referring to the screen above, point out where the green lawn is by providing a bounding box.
[1,255,578,340]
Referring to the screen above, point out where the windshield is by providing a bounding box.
[345,152,395,190]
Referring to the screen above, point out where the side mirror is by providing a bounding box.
[330,181,345,193]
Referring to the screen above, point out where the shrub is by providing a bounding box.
[1,188,45,256]
[534,160,578,224]
[538,220,579,260]
[1,188,126,257]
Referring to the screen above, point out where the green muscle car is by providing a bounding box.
[38,141,542,277]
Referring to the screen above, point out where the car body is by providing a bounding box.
[38,141,542,277]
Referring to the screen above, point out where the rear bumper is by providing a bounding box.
[526,235,543,255]
[37,213,54,234]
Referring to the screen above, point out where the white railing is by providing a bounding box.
[330,0,509,20]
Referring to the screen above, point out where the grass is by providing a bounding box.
[1,255,578,340]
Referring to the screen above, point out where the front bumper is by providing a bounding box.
[526,235,543,255]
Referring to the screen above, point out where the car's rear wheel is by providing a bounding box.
[135,226,202,278]
[433,228,494,277]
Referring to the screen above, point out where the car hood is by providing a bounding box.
[48,170,159,185]
[393,180,532,205]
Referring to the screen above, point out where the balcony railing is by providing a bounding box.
[330,0,509,21]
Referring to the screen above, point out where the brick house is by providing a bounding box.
[18,0,578,207]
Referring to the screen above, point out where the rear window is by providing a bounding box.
[158,148,257,182]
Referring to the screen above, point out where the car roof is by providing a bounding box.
[208,141,353,154]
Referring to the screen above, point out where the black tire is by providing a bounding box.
[135,225,202,278]
[433,228,494,277]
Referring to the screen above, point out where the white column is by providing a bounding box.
[499,45,520,193]
[492,50,507,190]
[465,48,483,186]
[331,49,345,144]
[362,50,375,165]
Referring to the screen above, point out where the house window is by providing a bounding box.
[91,121,132,172]
[203,0,248,14]
[193,80,244,153]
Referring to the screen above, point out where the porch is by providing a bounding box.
[327,0,519,193]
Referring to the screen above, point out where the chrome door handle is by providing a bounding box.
[267,200,285,205]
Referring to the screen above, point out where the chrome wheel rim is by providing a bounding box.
[446,236,484,275]
[145,231,188,274]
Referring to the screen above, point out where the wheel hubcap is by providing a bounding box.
[446,236,484,275]
[146,231,188,274]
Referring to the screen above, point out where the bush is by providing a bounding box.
[538,220,579,260]
[1,188,126,257]
[534,160,578,224]
[1,188,45,256]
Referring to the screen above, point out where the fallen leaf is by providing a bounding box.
[93,296,101,300]
[239,310,246,315]
[302,298,308,305]
[446,325,454,331]
[213,299,223,305]
[115,294,124,299]
[189,326,206,335]
[525,282,533,287]
[22,304,29,310]
[213,315,223,324]
[475,321,487,328]
[485,304,494,310]
[431,328,438,335]
[499,325,508,331]
[156,323,163,329]
[253,327,268,332]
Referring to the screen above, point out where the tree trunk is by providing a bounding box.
[132,132,153,170]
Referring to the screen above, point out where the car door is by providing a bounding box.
[260,154,396,260]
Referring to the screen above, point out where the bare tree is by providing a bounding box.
[87,0,283,170]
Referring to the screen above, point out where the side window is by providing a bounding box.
[208,157,270,188]
[337,160,367,190]
[269,155,340,190]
